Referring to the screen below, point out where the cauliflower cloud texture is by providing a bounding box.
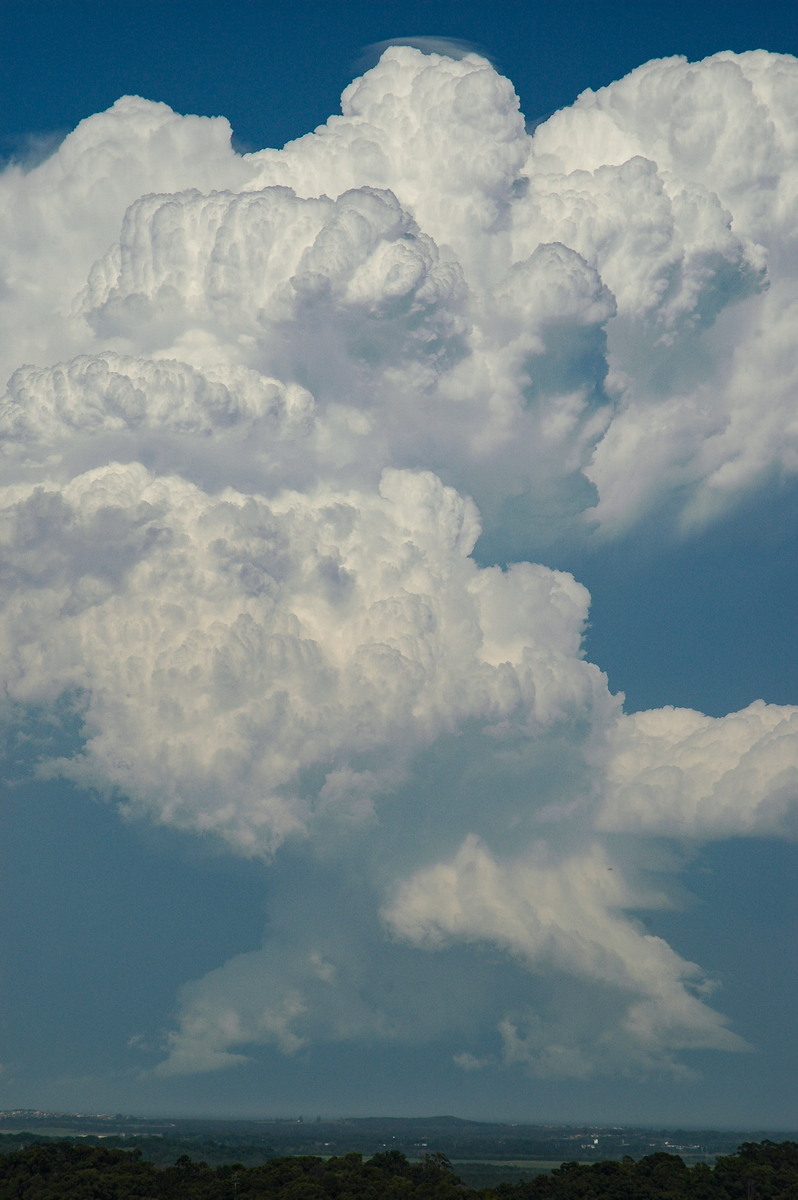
[1,46,797,1080]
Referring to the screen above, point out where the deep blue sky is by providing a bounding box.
[1,0,797,1129]
[3,0,798,160]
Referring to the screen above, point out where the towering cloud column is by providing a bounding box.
[1,45,796,1082]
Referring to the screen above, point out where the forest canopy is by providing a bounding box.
[1,1138,797,1199]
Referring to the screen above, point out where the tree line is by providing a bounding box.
[1,1137,796,1199]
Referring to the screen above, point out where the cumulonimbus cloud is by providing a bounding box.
[1,45,797,1081]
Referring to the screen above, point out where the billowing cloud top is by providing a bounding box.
[1,46,797,1084]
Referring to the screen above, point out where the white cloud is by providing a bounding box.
[383,835,746,1074]
[1,45,797,1082]
[3,48,798,541]
[600,702,798,838]
[527,51,798,533]
[0,96,248,391]
[358,38,495,70]
[0,460,606,856]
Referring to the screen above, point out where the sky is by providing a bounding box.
[0,0,797,1129]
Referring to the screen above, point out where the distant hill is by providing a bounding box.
[1,1109,796,1169]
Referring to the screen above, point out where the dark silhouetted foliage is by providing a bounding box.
[1,1138,798,1200]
